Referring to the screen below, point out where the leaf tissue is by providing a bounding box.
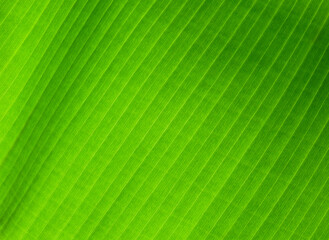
[0,0,328,239]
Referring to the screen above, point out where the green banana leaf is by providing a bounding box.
[0,0,328,239]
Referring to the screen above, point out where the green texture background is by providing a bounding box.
[0,0,328,239]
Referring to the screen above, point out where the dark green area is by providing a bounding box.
[0,0,328,239]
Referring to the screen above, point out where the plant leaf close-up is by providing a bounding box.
[0,0,329,239]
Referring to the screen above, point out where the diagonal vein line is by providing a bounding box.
[229,80,329,240]
[309,207,329,239]
[3,0,137,218]
[222,2,329,238]
[0,0,37,59]
[0,0,68,126]
[0,0,104,218]
[245,31,329,240]
[0,0,84,148]
[0,0,69,111]
[0,0,104,229]
[185,8,329,240]
[224,77,329,240]
[310,209,329,240]
[268,133,329,240]
[0,0,52,93]
[214,3,329,239]
[2,0,145,232]
[24,0,188,236]
[0,0,20,27]
[269,83,329,240]
[0,0,84,202]
[111,0,282,237]
[290,172,329,239]
[73,0,243,238]
[250,95,329,240]
[44,0,211,238]
[161,0,304,238]
[0,0,93,169]
[86,1,249,237]
[48,2,196,238]
[0,0,118,213]
[1,0,328,239]
[275,148,329,239]
[147,0,303,238]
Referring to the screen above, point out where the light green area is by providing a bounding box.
[0,0,328,239]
